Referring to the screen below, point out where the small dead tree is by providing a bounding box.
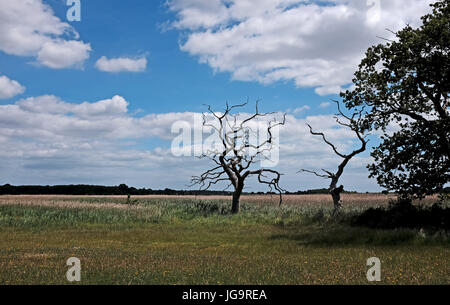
[300,100,368,215]
[191,101,286,214]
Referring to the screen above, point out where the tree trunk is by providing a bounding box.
[331,193,341,213]
[231,183,243,214]
[329,179,342,215]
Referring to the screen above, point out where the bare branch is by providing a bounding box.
[191,101,286,213]
[306,123,346,158]
[299,100,369,213]
[243,168,285,206]
[298,169,330,179]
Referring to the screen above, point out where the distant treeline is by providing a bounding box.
[1,184,448,196]
[0,184,354,196]
[285,188,357,195]
[0,184,231,196]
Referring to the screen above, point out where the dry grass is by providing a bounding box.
[0,196,136,210]
[0,194,448,285]
[0,193,438,209]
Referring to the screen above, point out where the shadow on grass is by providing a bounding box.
[269,225,450,247]
[352,199,450,231]
[271,198,450,247]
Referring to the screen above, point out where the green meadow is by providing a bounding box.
[0,195,448,285]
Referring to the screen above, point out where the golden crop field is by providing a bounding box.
[0,193,438,207]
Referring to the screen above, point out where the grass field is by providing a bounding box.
[0,194,448,285]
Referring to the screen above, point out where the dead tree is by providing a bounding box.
[300,100,368,215]
[191,101,286,214]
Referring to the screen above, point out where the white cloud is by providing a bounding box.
[0,0,91,68]
[17,95,129,117]
[95,56,147,73]
[292,105,310,115]
[37,40,91,69]
[316,86,346,97]
[167,0,435,95]
[319,102,331,108]
[0,75,25,99]
[0,95,379,191]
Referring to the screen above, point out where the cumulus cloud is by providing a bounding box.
[0,0,91,68]
[0,75,25,99]
[37,40,91,69]
[319,102,331,108]
[291,105,310,115]
[95,56,147,73]
[0,95,378,191]
[17,95,129,117]
[167,0,435,95]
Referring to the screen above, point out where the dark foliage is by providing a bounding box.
[341,0,450,198]
[0,184,367,196]
[0,184,233,196]
[286,188,357,195]
[352,198,450,230]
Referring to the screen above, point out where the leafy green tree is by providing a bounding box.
[341,0,450,198]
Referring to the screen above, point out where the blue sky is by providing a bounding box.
[0,0,434,191]
[0,0,322,114]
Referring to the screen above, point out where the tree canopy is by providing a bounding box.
[341,0,450,198]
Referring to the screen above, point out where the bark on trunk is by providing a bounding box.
[231,183,243,214]
[329,180,343,215]
[331,193,341,211]
[231,193,240,214]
